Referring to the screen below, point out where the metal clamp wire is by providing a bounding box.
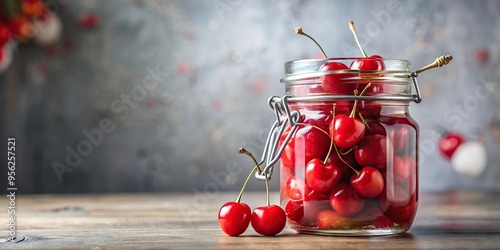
[410,72,422,103]
[255,95,301,181]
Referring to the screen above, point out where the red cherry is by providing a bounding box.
[302,199,331,227]
[77,13,99,29]
[356,101,383,118]
[401,155,417,195]
[350,55,385,71]
[285,200,304,223]
[383,181,412,207]
[393,156,411,183]
[325,150,358,183]
[372,214,394,228]
[355,134,392,169]
[285,176,306,201]
[364,119,387,136]
[218,202,251,236]
[0,24,10,46]
[320,62,355,94]
[20,0,45,18]
[384,196,417,224]
[329,183,365,216]
[317,210,353,229]
[390,126,409,153]
[305,158,342,192]
[279,124,295,168]
[349,202,392,228]
[350,55,386,95]
[350,167,384,198]
[9,16,32,39]
[330,114,366,149]
[280,114,332,169]
[474,48,490,64]
[251,205,287,236]
[438,132,465,159]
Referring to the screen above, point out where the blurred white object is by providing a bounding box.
[451,141,487,177]
[0,43,13,73]
[33,15,62,46]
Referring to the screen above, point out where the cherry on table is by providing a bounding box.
[218,202,252,236]
[350,166,384,198]
[438,132,465,159]
[329,183,365,216]
[251,205,287,236]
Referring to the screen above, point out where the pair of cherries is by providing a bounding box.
[218,201,286,236]
[218,148,286,237]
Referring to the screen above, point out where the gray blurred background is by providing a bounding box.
[0,0,499,193]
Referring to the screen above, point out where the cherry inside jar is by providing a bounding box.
[278,58,419,235]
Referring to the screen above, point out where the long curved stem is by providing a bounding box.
[295,27,328,59]
[265,173,270,206]
[334,143,359,175]
[350,82,372,118]
[239,148,263,173]
[358,112,371,131]
[349,21,368,58]
[235,165,258,203]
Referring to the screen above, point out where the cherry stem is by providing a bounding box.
[235,165,258,203]
[323,104,336,163]
[334,143,360,175]
[239,148,263,173]
[358,112,371,131]
[349,82,372,118]
[294,121,357,174]
[265,171,270,206]
[235,148,263,203]
[295,27,328,59]
[239,148,270,206]
[349,21,368,58]
[340,146,356,156]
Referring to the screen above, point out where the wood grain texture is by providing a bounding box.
[1,191,500,249]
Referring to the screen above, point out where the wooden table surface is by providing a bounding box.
[1,191,500,249]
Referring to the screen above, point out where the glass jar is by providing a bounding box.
[275,58,419,236]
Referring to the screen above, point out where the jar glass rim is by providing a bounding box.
[282,58,412,83]
[284,58,410,74]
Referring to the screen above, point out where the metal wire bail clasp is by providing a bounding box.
[410,55,454,103]
[254,95,300,181]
